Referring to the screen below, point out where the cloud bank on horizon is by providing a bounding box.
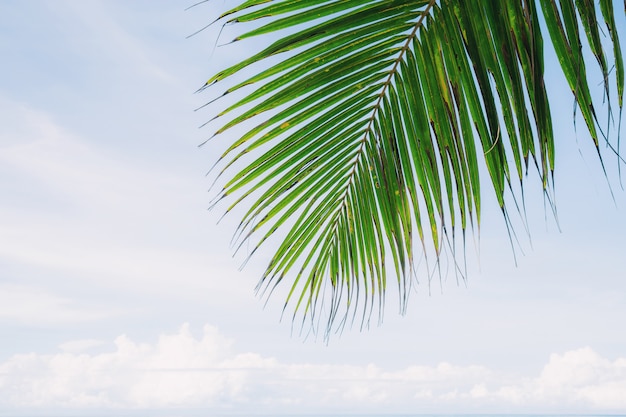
[1,323,625,414]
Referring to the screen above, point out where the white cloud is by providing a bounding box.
[58,339,105,354]
[579,379,626,408]
[489,347,626,409]
[1,324,625,413]
[0,324,257,409]
[0,99,254,304]
[0,284,118,325]
[0,99,181,215]
[39,1,179,85]
[534,347,626,407]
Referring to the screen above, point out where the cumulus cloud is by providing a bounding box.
[0,324,270,410]
[536,347,626,408]
[1,325,625,413]
[482,347,626,409]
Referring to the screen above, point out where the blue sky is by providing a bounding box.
[1,1,626,415]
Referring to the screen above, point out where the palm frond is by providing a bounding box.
[201,0,624,335]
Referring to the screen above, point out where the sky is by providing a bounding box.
[0,1,625,416]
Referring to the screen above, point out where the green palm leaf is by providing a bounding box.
[201,0,624,334]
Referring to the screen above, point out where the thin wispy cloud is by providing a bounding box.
[0,284,120,325]
[0,99,248,299]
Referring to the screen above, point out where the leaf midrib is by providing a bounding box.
[326,0,437,255]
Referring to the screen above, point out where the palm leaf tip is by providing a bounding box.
[200,0,625,335]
